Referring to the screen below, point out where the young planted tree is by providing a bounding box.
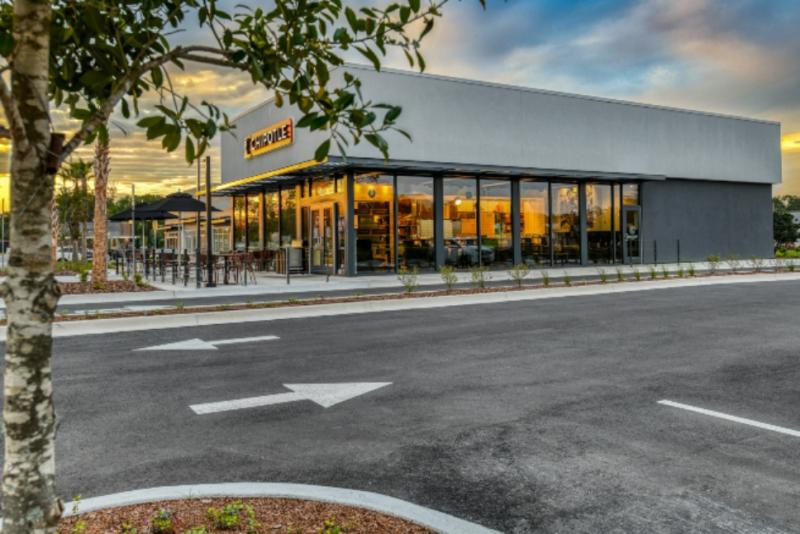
[0,0,479,532]
[55,160,93,262]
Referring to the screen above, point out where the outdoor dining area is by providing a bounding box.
[109,191,264,287]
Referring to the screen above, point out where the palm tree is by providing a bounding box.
[92,139,110,284]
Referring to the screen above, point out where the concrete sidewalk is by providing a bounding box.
[1,271,798,340]
[0,258,789,308]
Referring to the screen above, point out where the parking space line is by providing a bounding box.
[658,400,800,438]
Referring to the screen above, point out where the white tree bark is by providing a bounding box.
[1,1,63,533]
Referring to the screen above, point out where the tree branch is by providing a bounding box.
[0,73,30,154]
[58,45,213,165]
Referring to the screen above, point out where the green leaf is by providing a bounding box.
[162,129,181,151]
[314,139,331,161]
[185,137,195,164]
[355,46,381,71]
[137,115,164,128]
[151,67,163,88]
[384,106,402,123]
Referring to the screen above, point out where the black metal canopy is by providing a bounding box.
[146,191,218,213]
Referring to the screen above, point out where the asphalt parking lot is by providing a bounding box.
[4,280,800,532]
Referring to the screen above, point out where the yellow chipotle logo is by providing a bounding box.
[244,118,293,159]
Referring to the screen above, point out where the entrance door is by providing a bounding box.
[310,203,335,273]
[622,206,641,264]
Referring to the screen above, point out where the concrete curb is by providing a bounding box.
[1,272,798,341]
[58,482,500,534]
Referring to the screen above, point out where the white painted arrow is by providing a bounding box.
[190,382,392,415]
[135,335,279,351]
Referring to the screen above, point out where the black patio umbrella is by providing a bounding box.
[145,192,220,257]
[108,207,178,221]
[145,191,218,213]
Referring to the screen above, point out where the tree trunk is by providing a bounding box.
[91,139,109,284]
[2,1,63,533]
[79,174,87,262]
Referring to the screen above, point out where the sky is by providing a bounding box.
[1,0,800,202]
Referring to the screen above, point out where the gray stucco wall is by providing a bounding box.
[640,179,773,262]
[222,65,782,187]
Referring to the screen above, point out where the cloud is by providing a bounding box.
[2,0,800,196]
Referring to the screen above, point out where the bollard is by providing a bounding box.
[285,247,290,285]
[653,240,658,265]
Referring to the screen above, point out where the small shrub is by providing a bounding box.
[79,268,89,283]
[562,271,572,286]
[207,502,243,530]
[244,504,261,534]
[182,528,207,534]
[71,520,87,534]
[749,256,764,272]
[508,263,531,288]
[151,508,175,534]
[661,266,669,279]
[470,265,489,289]
[92,280,106,291]
[133,271,144,287]
[615,267,624,282]
[788,260,796,272]
[397,266,419,294]
[175,300,184,311]
[706,255,721,274]
[320,518,355,534]
[439,265,458,291]
[596,268,608,284]
[649,266,657,280]
[632,268,641,281]
[725,254,740,273]
[688,263,696,277]
[539,269,551,287]
[118,523,139,534]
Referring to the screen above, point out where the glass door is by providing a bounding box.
[310,203,334,273]
[622,206,641,264]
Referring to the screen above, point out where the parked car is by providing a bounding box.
[444,238,495,267]
[56,246,74,261]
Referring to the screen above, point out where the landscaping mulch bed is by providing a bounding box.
[58,280,157,294]
[58,496,433,533]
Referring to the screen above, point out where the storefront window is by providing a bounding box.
[246,193,260,250]
[623,183,639,205]
[479,179,512,268]
[232,196,246,251]
[586,183,613,264]
[397,176,435,270]
[280,186,297,246]
[311,178,336,197]
[520,180,549,265]
[443,177,478,267]
[551,183,580,264]
[354,174,394,271]
[265,192,280,250]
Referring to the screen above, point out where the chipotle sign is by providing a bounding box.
[244,118,293,159]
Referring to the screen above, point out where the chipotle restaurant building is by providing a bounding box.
[215,64,781,276]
